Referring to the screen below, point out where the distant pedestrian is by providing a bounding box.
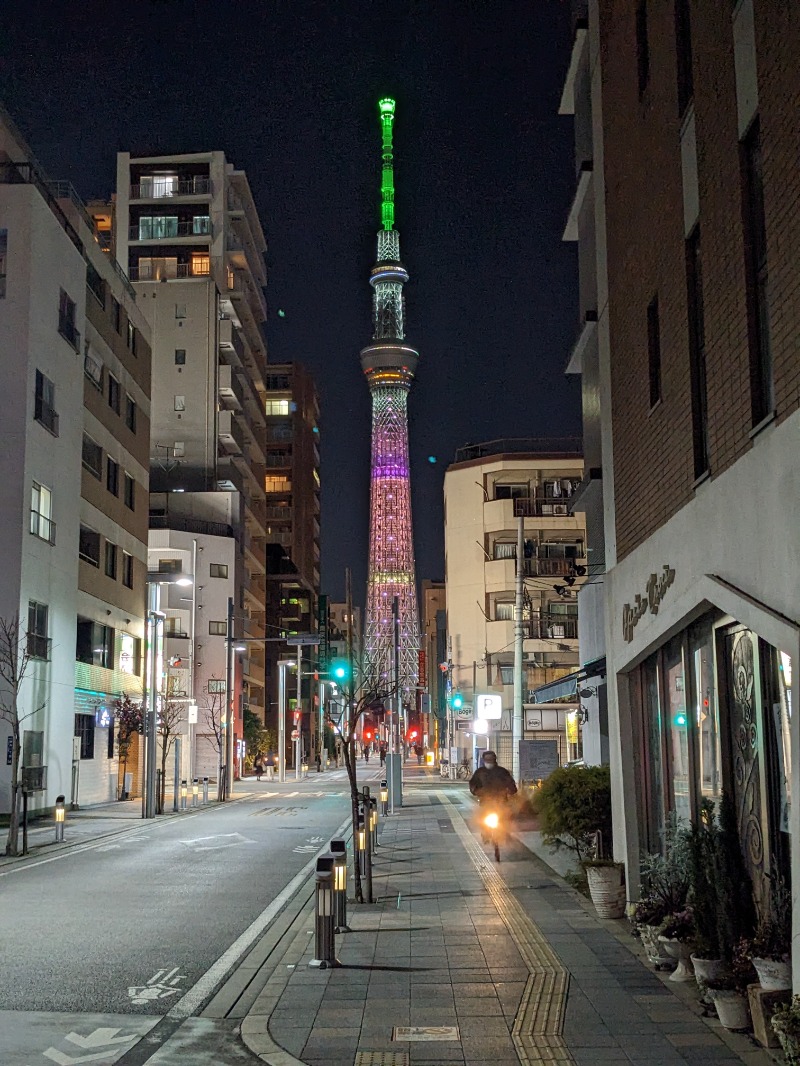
[363,744,370,763]
[315,752,321,773]
[415,744,423,765]
[379,744,386,766]
[254,757,264,782]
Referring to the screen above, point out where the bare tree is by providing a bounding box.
[113,694,143,799]
[157,681,185,813]
[0,615,45,856]
[198,681,225,796]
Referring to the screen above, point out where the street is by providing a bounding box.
[0,767,379,1066]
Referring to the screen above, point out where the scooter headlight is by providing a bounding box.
[483,812,499,830]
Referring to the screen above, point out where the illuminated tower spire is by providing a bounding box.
[361,98,421,700]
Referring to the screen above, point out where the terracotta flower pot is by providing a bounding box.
[708,988,750,1031]
[658,936,694,982]
[752,957,791,992]
[585,864,625,919]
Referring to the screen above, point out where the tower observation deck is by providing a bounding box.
[360,97,421,703]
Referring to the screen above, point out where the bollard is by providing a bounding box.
[330,838,350,933]
[180,779,188,811]
[156,769,163,815]
[380,779,389,816]
[361,790,374,904]
[356,813,367,878]
[309,855,337,968]
[192,778,199,808]
[369,796,378,850]
[54,794,66,843]
[202,777,209,804]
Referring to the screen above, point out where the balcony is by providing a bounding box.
[128,257,216,282]
[129,177,212,200]
[218,364,244,411]
[218,410,245,456]
[486,616,579,653]
[266,452,291,469]
[129,219,212,241]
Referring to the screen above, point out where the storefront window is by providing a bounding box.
[664,635,691,825]
[690,622,721,808]
[643,654,665,847]
[774,651,792,834]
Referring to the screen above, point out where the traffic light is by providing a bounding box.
[330,658,351,683]
[452,692,463,710]
[364,727,373,742]
[293,710,302,724]
[407,727,418,741]
[674,711,687,727]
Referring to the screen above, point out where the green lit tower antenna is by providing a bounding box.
[361,97,421,703]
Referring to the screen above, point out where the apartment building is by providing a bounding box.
[264,364,321,749]
[443,441,586,768]
[561,0,800,985]
[0,108,151,813]
[115,151,269,781]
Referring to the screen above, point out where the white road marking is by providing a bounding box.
[43,1026,139,1065]
[178,832,255,852]
[128,967,187,1005]
[292,845,318,853]
[166,814,351,1019]
[65,1029,136,1049]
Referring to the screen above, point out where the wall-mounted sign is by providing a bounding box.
[6,736,12,766]
[622,564,676,643]
[187,704,198,724]
[119,633,136,675]
[475,694,502,720]
[95,708,114,729]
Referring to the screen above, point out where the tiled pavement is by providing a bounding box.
[241,781,777,1066]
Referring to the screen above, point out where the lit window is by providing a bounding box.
[174,395,186,412]
[31,482,55,544]
[265,399,290,416]
[265,476,291,494]
[190,252,210,276]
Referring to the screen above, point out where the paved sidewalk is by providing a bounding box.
[242,783,776,1066]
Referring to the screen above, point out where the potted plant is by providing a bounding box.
[634,815,692,971]
[747,866,791,991]
[771,995,800,1064]
[584,858,626,919]
[657,906,696,982]
[705,941,756,1032]
[633,894,673,969]
[689,800,724,989]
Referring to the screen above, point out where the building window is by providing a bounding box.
[266,374,291,390]
[493,541,517,560]
[158,558,183,574]
[190,252,210,276]
[86,261,106,307]
[125,395,137,432]
[84,348,104,391]
[127,319,136,354]
[105,541,117,579]
[138,215,178,240]
[192,215,211,234]
[266,476,291,494]
[79,525,101,567]
[636,0,650,97]
[124,473,135,510]
[209,621,227,635]
[209,563,228,578]
[174,395,185,412]
[208,679,226,694]
[82,434,103,479]
[140,173,179,198]
[265,399,290,417]
[686,227,709,478]
[108,374,121,414]
[175,304,186,320]
[76,617,114,669]
[647,295,662,408]
[34,370,59,436]
[674,0,693,116]
[74,714,95,760]
[495,602,514,621]
[122,551,134,589]
[494,483,528,501]
[106,457,119,496]
[27,601,49,660]
[111,296,121,333]
[30,482,55,544]
[58,289,80,350]
[173,441,185,457]
[741,119,773,424]
[175,349,186,365]
[119,633,141,675]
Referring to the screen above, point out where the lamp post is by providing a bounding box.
[144,571,192,819]
[277,659,295,783]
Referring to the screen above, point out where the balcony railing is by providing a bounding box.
[129,259,215,282]
[455,438,583,463]
[513,497,573,518]
[34,396,59,436]
[30,511,56,545]
[129,219,212,241]
[130,177,212,199]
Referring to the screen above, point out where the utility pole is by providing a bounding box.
[512,515,524,783]
[446,636,454,780]
[296,641,303,777]
[225,596,235,800]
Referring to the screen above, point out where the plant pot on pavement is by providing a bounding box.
[752,957,791,992]
[775,1031,800,1065]
[658,937,695,982]
[707,987,750,1031]
[691,955,725,989]
[640,925,673,969]
[585,862,626,920]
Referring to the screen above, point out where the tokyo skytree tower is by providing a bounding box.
[360,98,421,701]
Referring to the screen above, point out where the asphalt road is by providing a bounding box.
[0,766,381,1065]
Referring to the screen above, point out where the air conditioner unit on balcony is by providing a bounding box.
[540,503,554,515]
[553,504,569,515]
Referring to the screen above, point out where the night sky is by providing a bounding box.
[1,0,580,604]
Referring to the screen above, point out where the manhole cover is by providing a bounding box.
[355,1053,409,1066]
[392,1026,460,1041]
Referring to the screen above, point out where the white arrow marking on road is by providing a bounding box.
[178,832,255,851]
[65,1029,135,1049]
[45,1050,127,1065]
[292,845,318,853]
[308,836,324,843]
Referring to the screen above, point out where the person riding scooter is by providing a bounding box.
[468,750,517,806]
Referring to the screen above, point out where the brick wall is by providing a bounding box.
[599,0,800,560]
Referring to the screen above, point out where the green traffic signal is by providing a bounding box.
[331,659,351,683]
[452,692,463,710]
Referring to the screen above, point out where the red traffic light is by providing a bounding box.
[364,729,373,741]
[293,711,301,723]
[408,729,418,740]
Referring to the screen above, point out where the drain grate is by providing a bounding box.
[392,1026,460,1042]
[355,1053,409,1066]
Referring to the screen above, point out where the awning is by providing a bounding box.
[532,657,607,704]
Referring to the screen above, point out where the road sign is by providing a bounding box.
[291,729,300,741]
[286,634,320,646]
[475,693,502,720]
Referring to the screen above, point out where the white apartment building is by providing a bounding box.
[115,151,269,779]
[0,108,151,814]
[444,441,586,770]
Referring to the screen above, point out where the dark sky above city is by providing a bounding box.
[1,0,580,605]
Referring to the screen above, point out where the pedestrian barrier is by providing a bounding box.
[310,854,337,968]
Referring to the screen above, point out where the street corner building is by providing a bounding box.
[561,0,800,982]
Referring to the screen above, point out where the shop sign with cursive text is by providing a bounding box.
[622,565,676,642]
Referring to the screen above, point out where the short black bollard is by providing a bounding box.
[380,779,389,816]
[330,838,350,932]
[310,854,337,968]
[180,779,188,811]
[202,777,209,804]
[54,794,66,843]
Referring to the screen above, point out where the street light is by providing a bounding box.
[144,571,193,819]
[277,659,295,783]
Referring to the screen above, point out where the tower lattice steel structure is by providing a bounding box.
[361,98,421,700]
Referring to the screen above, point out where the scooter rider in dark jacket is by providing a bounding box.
[469,750,517,804]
